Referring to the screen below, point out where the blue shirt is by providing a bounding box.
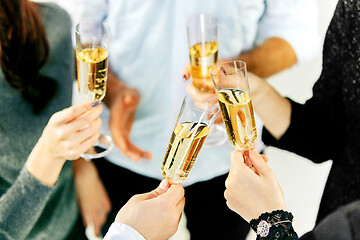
[60,0,320,186]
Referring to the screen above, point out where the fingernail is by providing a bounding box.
[183,74,187,81]
[92,101,101,107]
[159,179,169,190]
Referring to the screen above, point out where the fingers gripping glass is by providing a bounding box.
[161,96,219,184]
[75,21,113,160]
[210,61,257,151]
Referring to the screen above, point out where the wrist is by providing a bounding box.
[72,158,99,180]
[250,210,298,240]
[25,139,66,186]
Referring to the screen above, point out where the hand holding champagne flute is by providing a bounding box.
[187,14,218,94]
[75,21,113,160]
[186,14,227,147]
[161,96,219,184]
[210,61,257,151]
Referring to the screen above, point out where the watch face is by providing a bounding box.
[257,220,271,237]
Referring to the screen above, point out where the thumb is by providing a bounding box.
[143,179,171,200]
[249,150,270,175]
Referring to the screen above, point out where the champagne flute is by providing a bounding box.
[161,96,219,184]
[210,60,257,151]
[186,14,227,147]
[75,20,113,160]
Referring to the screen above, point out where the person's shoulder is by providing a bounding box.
[35,2,72,26]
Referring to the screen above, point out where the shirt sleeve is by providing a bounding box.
[262,92,345,164]
[257,0,321,64]
[0,167,53,240]
[103,222,146,240]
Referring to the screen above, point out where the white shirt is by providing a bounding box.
[103,222,145,240]
[58,0,320,186]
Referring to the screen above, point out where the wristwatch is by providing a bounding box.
[256,219,292,237]
[250,210,298,240]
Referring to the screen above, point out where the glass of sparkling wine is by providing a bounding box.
[210,61,257,151]
[186,14,227,147]
[161,96,219,184]
[75,21,113,160]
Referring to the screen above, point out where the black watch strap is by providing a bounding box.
[250,210,298,240]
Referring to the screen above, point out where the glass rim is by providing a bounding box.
[209,60,247,76]
[186,14,219,29]
[75,20,110,37]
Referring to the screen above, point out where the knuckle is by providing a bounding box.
[55,129,66,140]
[224,189,229,200]
[225,200,233,211]
[162,202,172,211]
[68,149,77,158]
[80,117,90,126]
[87,134,99,148]
[91,119,102,132]
[63,141,72,150]
[225,198,230,206]
[49,113,59,124]
[121,144,130,152]
[224,178,233,188]
[88,123,97,133]
[68,107,76,115]
[178,186,185,196]
[70,147,79,155]
[64,107,76,120]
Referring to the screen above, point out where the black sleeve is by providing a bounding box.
[262,0,347,164]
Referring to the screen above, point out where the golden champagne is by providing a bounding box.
[76,47,108,101]
[189,41,218,93]
[161,121,209,184]
[217,89,257,150]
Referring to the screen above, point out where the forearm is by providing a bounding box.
[0,168,53,240]
[103,69,128,108]
[238,37,297,78]
[25,137,66,187]
[250,75,291,139]
[72,157,99,180]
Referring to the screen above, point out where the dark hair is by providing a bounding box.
[0,0,57,114]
